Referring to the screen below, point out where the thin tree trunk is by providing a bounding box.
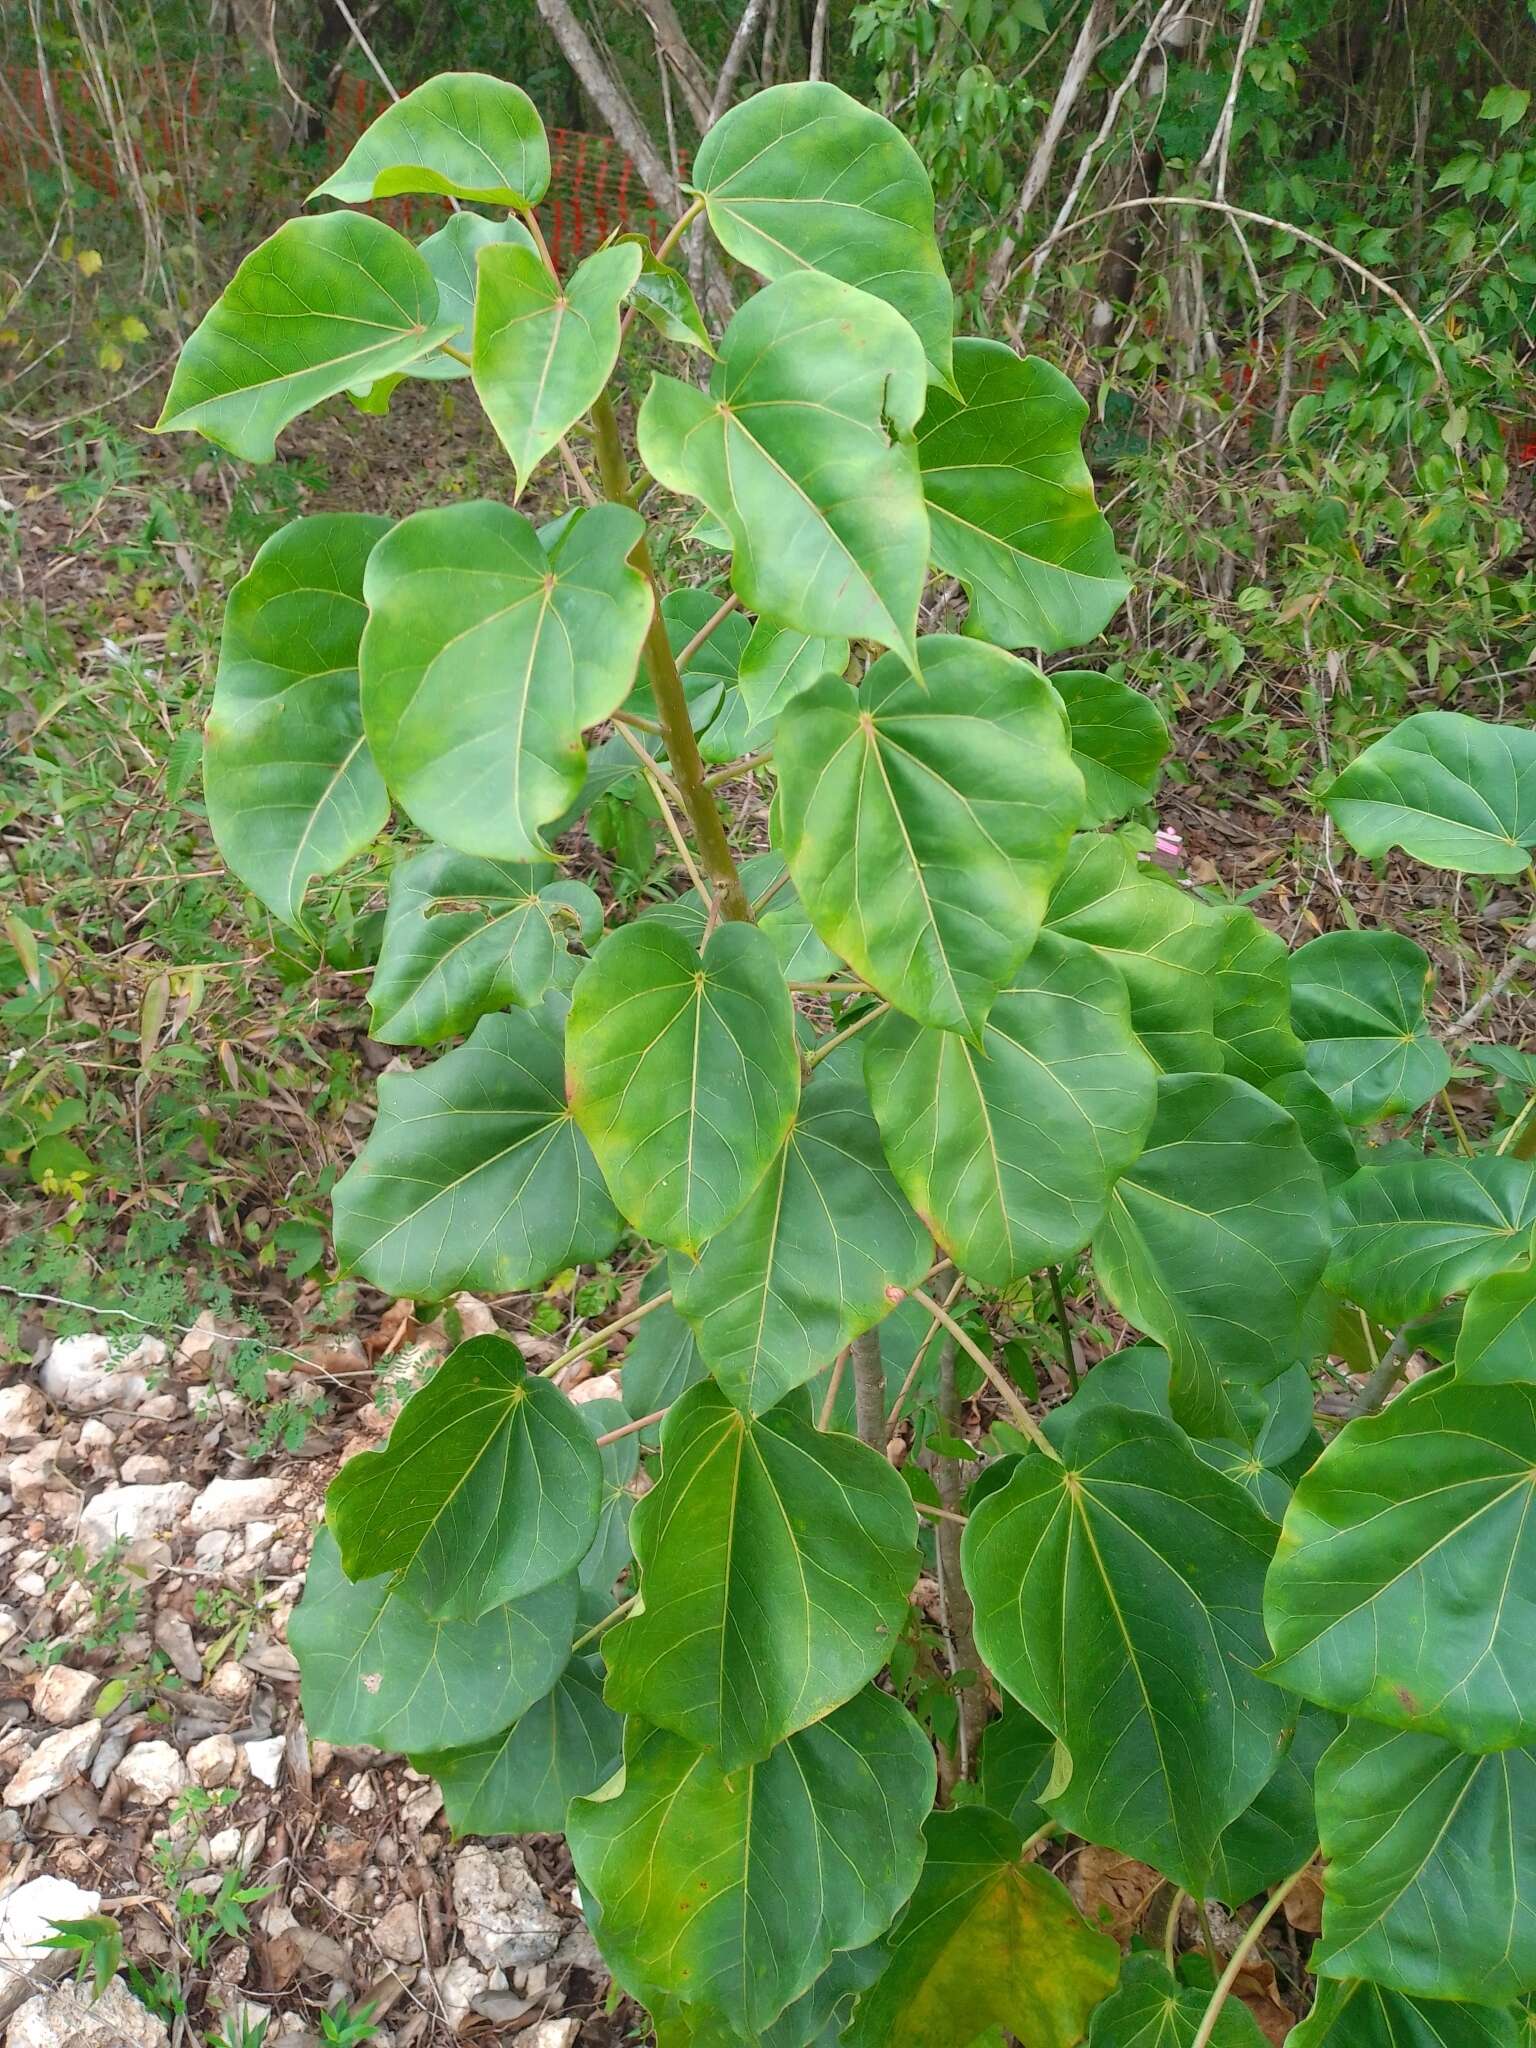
[535,0,683,210]
[924,1337,990,1791]
[851,1329,886,1451]
[709,0,773,124]
[638,0,713,131]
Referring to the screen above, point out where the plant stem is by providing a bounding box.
[804,1002,891,1068]
[1047,1265,1080,1390]
[851,1329,886,1450]
[538,1289,672,1379]
[438,340,472,367]
[818,1348,849,1429]
[1497,1093,1536,1157]
[675,593,741,670]
[909,1288,1059,1461]
[589,388,753,924]
[654,193,706,265]
[1347,1312,1434,1419]
[1164,1889,1187,1972]
[570,1594,638,1653]
[1189,1858,1315,2048]
[594,1408,667,1447]
[1439,1088,1474,1156]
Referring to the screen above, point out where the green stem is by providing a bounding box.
[909,1287,1059,1461]
[655,194,707,265]
[1047,1265,1080,1390]
[1347,1311,1436,1419]
[589,388,753,924]
[804,1002,891,1068]
[437,340,472,367]
[571,1594,638,1653]
[1189,1858,1315,2048]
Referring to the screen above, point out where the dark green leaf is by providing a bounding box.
[1211,907,1307,1090]
[777,636,1083,1038]
[567,922,800,1255]
[603,1379,919,1767]
[1327,1158,1536,1323]
[413,1655,620,1836]
[204,513,389,928]
[313,72,550,205]
[1457,1265,1536,1385]
[577,1396,638,1597]
[1289,931,1450,1125]
[1050,670,1170,826]
[332,1007,621,1299]
[619,233,713,353]
[1209,1706,1340,1906]
[977,1706,1056,1836]
[1087,1953,1267,2047]
[1289,1980,1519,2048]
[917,341,1129,653]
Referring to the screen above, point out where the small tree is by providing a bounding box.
[160,69,1536,2048]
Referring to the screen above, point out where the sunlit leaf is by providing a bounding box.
[1289,930,1450,1124]
[1324,712,1536,876]
[603,1380,919,1767]
[204,513,389,928]
[314,72,550,206]
[1211,907,1307,1090]
[1326,1157,1536,1323]
[1050,670,1169,826]
[737,620,849,729]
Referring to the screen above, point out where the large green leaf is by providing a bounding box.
[916,340,1129,653]
[1209,1705,1340,1905]
[291,1526,574,1751]
[1324,712,1536,876]
[156,214,456,461]
[396,213,536,385]
[203,513,389,928]
[325,1333,599,1617]
[566,922,800,1255]
[1314,1719,1536,2005]
[1092,1072,1332,1441]
[776,636,1083,1038]
[368,844,600,1047]
[1267,1071,1361,1192]
[1045,834,1225,1072]
[413,1655,620,1836]
[473,240,642,494]
[332,1007,621,1298]
[637,272,930,667]
[865,931,1156,1288]
[313,72,549,205]
[648,851,840,985]
[671,1047,931,1415]
[568,1687,932,2037]
[737,621,849,730]
[359,499,651,861]
[1327,1157,1536,1323]
[690,81,953,382]
[602,1380,918,1767]
[1457,1265,1536,1385]
[1288,932,1449,1125]
[1290,1980,1520,2048]
[1051,670,1170,826]
[962,1401,1291,1893]
[842,1807,1119,2048]
[1086,1954,1267,2047]
[1211,907,1307,1091]
[1264,1372,1536,1750]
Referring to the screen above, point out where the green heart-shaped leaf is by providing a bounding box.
[1050,669,1170,826]
[1208,1705,1340,1906]
[1324,711,1536,875]
[619,234,714,354]
[1314,1719,1536,2005]
[567,1687,933,2037]
[412,1655,620,1836]
[603,1379,919,1767]
[1289,930,1450,1124]
[1266,1070,1360,1191]
[399,213,537,385]
[1457,1264,1536,1385]
[671,1047,931,1416]
[1289,1980,1519,2048]
[637,272,930,666]
[204,513,389,928]
[864,931,1156,1288]
[961,1401,1290,1893]
[332,1007,621,1298]
[567,922,800,1255]
[1045,834,1226,1072]
[360,499,651,860]
[313,72,550,205]
[156,214,456,461]
[1327,1157,1536,1323]
[977,1706,1056,1837]
[842,1807,1119,2048]
[325,1333,599,1617]
[368,844,600,1047]
[292,1526,575,1751]
[737,620,849,729]
[1092,1072,1332,1441]
[473,240,642,493]
[1086,1953,1268,2047]
[917,340,1129,653]
[1265,1372,1536,1749]
[1211,907,1307,1091]
[777,636,1083,1038]
[691,80,952,382]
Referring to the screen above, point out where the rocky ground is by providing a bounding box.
[0,1311,628,2048]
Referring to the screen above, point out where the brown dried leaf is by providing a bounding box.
[1066,1845,1163,1943]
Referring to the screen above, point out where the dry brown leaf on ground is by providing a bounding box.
[1065,1844,1164,1942]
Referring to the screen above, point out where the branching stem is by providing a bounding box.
[1189,1858,1315,2048]
[909,1288,1058,1460]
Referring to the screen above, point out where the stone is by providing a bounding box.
[176,1312,233,1372]
[3,1722,101,1807]
[41,1334,152,1414]
[552,1918,605,1978]
[372,1899,424,1965]
[207,1825,242,1868]
[76,1421,116,1477]
[10,1975,169,2048]
[207,1661,252,1707]
[152,1613,202,1685]
[567,1371,622,1406]
[113,1740,188,1807]
[9,1446,60,1514]
[244,1737,284,1789]
[0,1875,101,2011]
[433,1958,490,2034]
[0,1612,19,1653]
[450,1293,498,1339]
[0,1387,43,1444]
[78,1484,193,1561]
[187,1735,239,1789]
[524,2023,581,2048]
[194,1532,235,1570]
[119,1453,169,1485]
[451,1845,561,1972]
[135,1396,180,1424]
[32,1667,98,1727]
[188,1477,283,1535]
